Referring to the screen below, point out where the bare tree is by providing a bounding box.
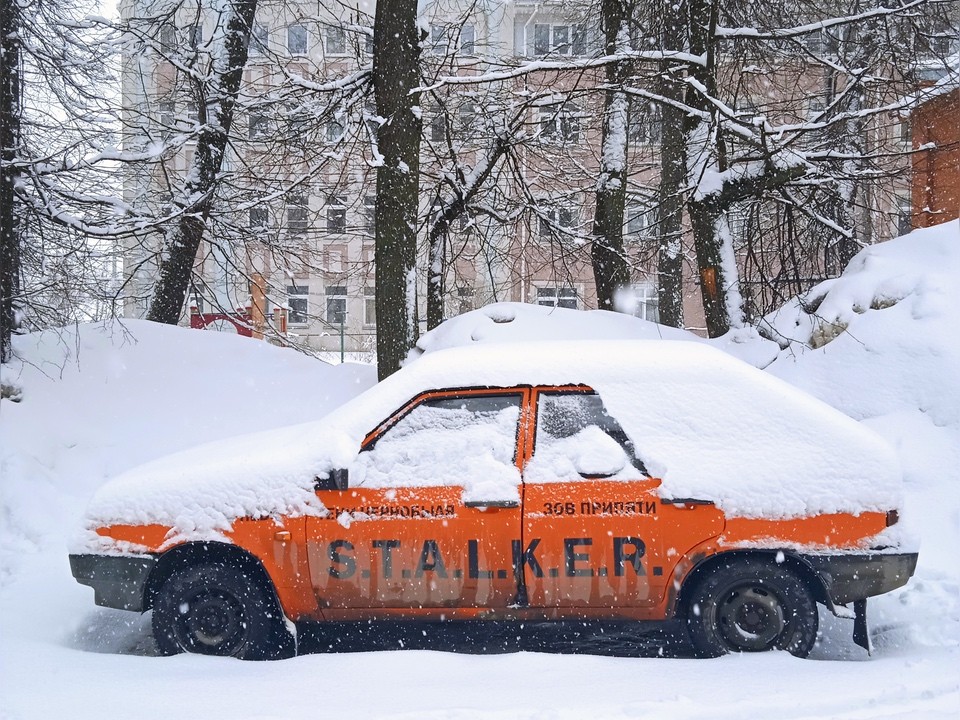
[373,0,423,377]
[590,0,633,311]
[145,0,259,324]
[0,0,21,363]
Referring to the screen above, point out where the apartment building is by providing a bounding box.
[119,0,923,351]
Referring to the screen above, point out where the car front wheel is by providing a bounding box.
[686,557,818,658]
[153,564,287,660]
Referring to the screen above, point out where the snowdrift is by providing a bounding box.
[762,220,960,428]
[410,301,782,368]
[0,320,376,573]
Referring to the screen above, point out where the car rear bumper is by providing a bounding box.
[69,553,157,612]
[798,551,919,605]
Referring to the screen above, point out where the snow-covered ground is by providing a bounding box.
[1,223,958,719]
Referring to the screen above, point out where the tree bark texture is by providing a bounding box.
[146,0,257,325]
[374,0,422,378]
[654,1,689,329]
[590,0,632,311]
[0,0,21,362]
[683,0,740,337]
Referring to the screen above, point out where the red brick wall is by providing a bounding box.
[912,88,960,229]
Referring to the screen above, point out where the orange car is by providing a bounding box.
[69,341,917,659]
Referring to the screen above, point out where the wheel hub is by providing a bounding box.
[717,585,786,652]
[177,591,245,654]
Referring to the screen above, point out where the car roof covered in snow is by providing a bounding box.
[80,340,901,547]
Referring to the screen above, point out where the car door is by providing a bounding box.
[306,388,528,615]
[519,387,724,614]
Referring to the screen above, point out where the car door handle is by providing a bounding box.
[660,497,715,507]
[464,499,520,509]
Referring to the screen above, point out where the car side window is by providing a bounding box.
[353,394,523,489]
[526,392,647,482]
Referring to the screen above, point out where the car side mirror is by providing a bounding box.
[315,467,349,491]
[573,429,628,479]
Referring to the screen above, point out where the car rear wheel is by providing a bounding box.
[685,557,818,658]
[153,564,290,660]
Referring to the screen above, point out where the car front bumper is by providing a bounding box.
[69,553,158,612]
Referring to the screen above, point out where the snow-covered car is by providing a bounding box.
[69,341,917,659]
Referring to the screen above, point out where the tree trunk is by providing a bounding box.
[374,0,422,379]
[146,0,257,325]
[426,201,447,331]
[0,0,21,363]
[684,0,742,337]
[590,0,632,311]
[425,136,510,330]
[655,2,688,329]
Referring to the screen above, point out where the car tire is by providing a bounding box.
[685,556,818,658]
[152,563,292,660]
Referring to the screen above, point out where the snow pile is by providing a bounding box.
[411,301,781,368]
[411,302,695,353]
[760,220,960,575]
[0,320,376,568]
[761,220,960,428]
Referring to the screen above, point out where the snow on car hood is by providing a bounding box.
[80,340,902,548]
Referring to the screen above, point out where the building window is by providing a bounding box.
[364,100,379,141]
[632,282,659,322]
[525,23,587,56]
[249,23,269,55]
[896,117,911,148]
[458,103,476,134]
[897,195,913,236]
[326,194,346,234]
[248,112,268,139]
[326,285,347,325]
[457,286,475,314]
[626,205,655,240]
[461,24,476,55]
[249,207,269,229]
[325,117,345,143]
[158,100,175,127]
[540,103,581,142]
[803,30,823,54]
[536,286,578,310]
[430,113,446,142]
[185,101,199,123]
[538,207,578,240]
[287,284,309,324]
[430,24,449,55]
[363,195,376,235]
[288,24,307,55]
[325,248,344,273]
[287,195,309,237]
[629,103,662,145]
[325,25,346,55]
[159,24,176,51]
[534,24,550,54]
[364,287,376,326]
[364,30,374,56]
